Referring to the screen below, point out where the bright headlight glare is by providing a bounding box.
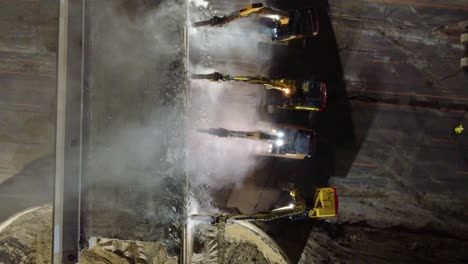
[277,131,284,138]
[266,14,280,20]
[276,139,284,146]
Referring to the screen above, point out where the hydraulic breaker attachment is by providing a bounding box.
[191,72,227,81]
[191,72,292,94]
[196,128,274,140]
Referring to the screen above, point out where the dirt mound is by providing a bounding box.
[0,205,52,264]
[80,238,178,264]
[191,221,289,264]
[222,242,268,264]
[0,206,179,264]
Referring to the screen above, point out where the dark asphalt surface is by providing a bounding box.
[190,0,468,262]
[269,0,467,261]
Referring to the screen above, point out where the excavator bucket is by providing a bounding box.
[308,187,338,218]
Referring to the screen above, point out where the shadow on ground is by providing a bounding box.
[259,0,377,262]
[0,155,54,223]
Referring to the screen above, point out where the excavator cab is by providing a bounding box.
[196,125,317,160]
[265,126,317,159]
[271,9,319,42]
[283,80,327,112]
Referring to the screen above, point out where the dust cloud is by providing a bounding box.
[187,1,274,210]
[83,0,187,248]
[189,0,209,8]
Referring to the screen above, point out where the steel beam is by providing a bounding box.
[53,0,85,263]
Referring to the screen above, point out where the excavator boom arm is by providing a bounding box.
[193,3,265,27]
[197,128,274,141]
[218,205,307,223]
[191,72,269,84]
[190,188,338,224]
[191,72,290,93]
[192,3,289,28]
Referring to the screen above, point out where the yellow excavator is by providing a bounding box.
[193,3,319,42]
[192,72,327,112]
[197,126,317,159]
[191,187,338,224]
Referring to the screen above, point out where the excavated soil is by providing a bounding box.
[0,205,52,264]
[221,243,268,264]
[80,238,178,264]
[191,221,289,264]
[0,206,179,264]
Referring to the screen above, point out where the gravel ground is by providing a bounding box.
[298,223,468,263]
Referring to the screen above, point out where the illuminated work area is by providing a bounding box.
[0,0,467,263]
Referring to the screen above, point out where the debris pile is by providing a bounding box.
[80,238,177,264]
[0,206,52,264]
[191,221,289,264]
